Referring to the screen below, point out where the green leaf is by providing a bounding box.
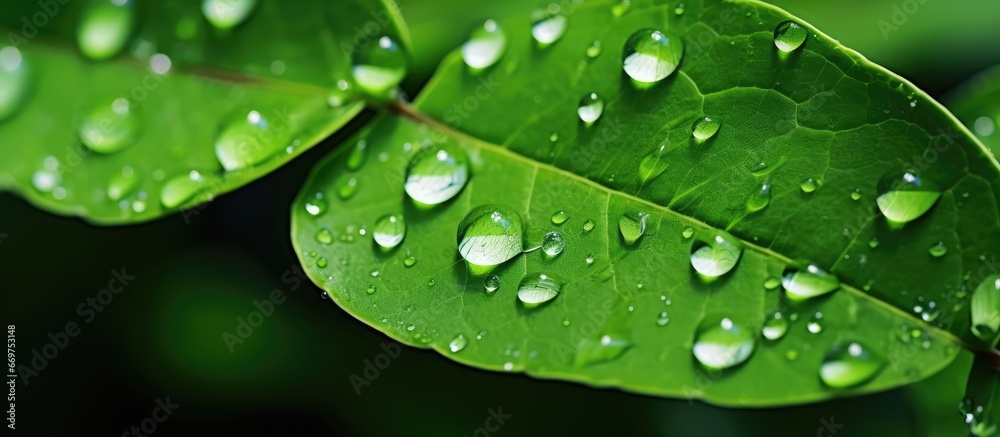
[947,65,1000,157]
[961,358,1000,437]
[292,0,999,405]
[0,0,407,224]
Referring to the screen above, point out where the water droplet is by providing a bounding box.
[106,166,139,201]
[785,350,799,361]
[639,145,669,183]
[575,334,631,366]
[366,285,376,294]
[161,171,212,208]
[692,117,720,142]
[351,35,407,97]
[551,210,569,225]
[800,178,821,193]
[541,231,565,257]
[971,275,1000,341]
[316,257,328,268]
[577,93,604,124]
[372,214,405,249]
[681,227,695,239]
[819,341,883,389]
[585,254,594,265]
[214,110,291,171]
[773,21,807,52]
[336,177,358,199]
[517,273,562,305]
[690,230,743,278]
[850,189,862,201]
[403,254,417,267]
[782,263,840,301]
[346,140,367,170]
[457,204,523,266]
[548,131,559,143]
[674,3,685,15]
[618,212,648,245]
[763,277,781,290]
[622,28,683,83]
[582,219,596,233]
[868,237,879,249]
[404,144,469,206]
[746,179,771,212]
[656,311,670,326]
[484,275,500,292]
[462,20,507,69]
[586,40,602,58]
[202,0,258,29]
[79,98,138,154]
[611,0,632,17]
[427,279,436,287]
[304,194,327,216]
[0,47,29,121]
[693,317,755,371]
[762,313,788,340]
[449,335,467,353]
[807,313,824,334]
[531,11,567,45]
[876,170,941,224]
[78,0,135,60]
[928,242,948,258]
[315,228,333,245]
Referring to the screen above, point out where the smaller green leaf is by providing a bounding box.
[948,65,1000,158]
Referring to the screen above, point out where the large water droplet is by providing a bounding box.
[462,20,507,70]
[773,21,807,52]
[693,317,756,371]
[214,110,291,171]
[484,275,500,292]
[404,144,469,206]
[551,210,568,225]
[107,166,139,201]
[457,204,523,266]
[782,263,840,301]
[762,313,788,340]
[618,212,648,245]
[577,93,604,124]
[351,36,407,97]
[639,145,668,183]
[622,28,683,83]
[819,341,883,389]
[78,0,135,60]
[79,98,138,154]
[161,170,212,208]
[202,0,258,29]
[517,273,562,305]
[0,47,29,121]
[971,275,1000,341]
[449,335,467,353]
[800,178,821,193]
[575,335,631,366]
[531,11,567,45]
[746,179,772,212]
[541,231,565,257]
[876,170,941,224]
[304,193,327,216]
[692,117,720,142]
[690,230,743,278]
[373,214,405,249]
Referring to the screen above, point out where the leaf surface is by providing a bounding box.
[293,0,999,405]
[947,65,1000,157]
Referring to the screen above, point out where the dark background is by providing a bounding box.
[2,0,1000,435]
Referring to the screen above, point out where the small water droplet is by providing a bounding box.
[868,237,879,249]
[850,189,862,201]
[548,131,559,143]
[582,219,596,233]
[531,10,567,45]
[807,313,824,334]
[674,3,685,15]
[618,212,648,245]
[622,28,684,83]
[315,228,333,245]
[586,40,603,58]
[202,0,258,29]
[763,277,781,290]
[78,0,135,60]
[612,0,632,17]
[639,145,669,183]
[575,334,631,366]
[351,35,407,97]
[690,230,743,278]
[346,140,368,170]
[304,194,327,216]
[681,227,695,239]
[819,341,884,389]
[876,170,941,224]
[541,231,565,257]
[693,317,755,371]
[161,170,212,208]
[928,242,948,258]
[971,275,1000,341]
[106,166,139,201]
[316,257,328,268]
[656,311,670,326]
[782,263,840,301]
[692,117,720,142]
[405,144,470,206]
[773,21,807,52]
[577,93,604,124]
[457,204,524,266]
[585,254,594,265]
[0,47,30,121]
[80,98,138,154]
[517,273,561,305]
[800,178,821,193]
[367,285,377,294]
[746,179,771,212]
[214,110,291,171]
[484,275,500,292]
[372,214,405,249]
[449,335,467,353]
[551,210,569,224]
[762,313,788,340]
[461,20,507,69]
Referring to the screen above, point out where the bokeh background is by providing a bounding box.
[2,0,999,435]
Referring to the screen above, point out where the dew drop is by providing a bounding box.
[316,257,328,268]
[315,228,333,245]
[850,189,862,201]
[215,110,291,171]
[202,0,258,30]
[773,20,807,52]
[928,242,948,258]
[449,335,467,353]
[807,313,824,334]
[0,47,30,121]
[800,178,821,193]
[690,230,743,278]
[575,334,631,366]
[484,275,500,292]
[618,212,648,245]
[656,311,670,326]
[161,171,212,208]
[971,275,1000,341]
[304,194,327,216]
[577,93,604,124]
[622,28,684,83]
[639,145,669,183]
[764,277,781,290]
[461,20,507,70]
[517,273,562,305]
[876,170,941,225]
[782,263,840,301]
[457,204,523,266]
[404,144,470,206]
[531,11,567,45]
[372,214,405,249]
[585,254,594,265]
[351,35,407,97]
[551,210,569,225]
[106,166,139,201]
[367,285,377,294]
[79,98,138,154]
[681,227,695,239]
[541,231,565,257]
[78,0,135,60]
[582,219,596,233]
[746,179,772,212]
[692,117,720,142]
[346,140,368,170]
[693,317,755,371]
[586,40,603,58]
[819,341,884,389]
[762,313,788,340]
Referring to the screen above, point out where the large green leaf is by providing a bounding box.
[292,0,999,405]
[0,0,407,224]
[947,65,1000,157]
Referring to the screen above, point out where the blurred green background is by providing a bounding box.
[1,0,998,435]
